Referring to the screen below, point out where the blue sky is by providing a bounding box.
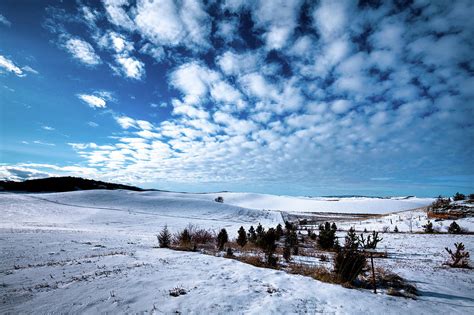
[0,0,473,197]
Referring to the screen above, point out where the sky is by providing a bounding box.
[0,0,473,197]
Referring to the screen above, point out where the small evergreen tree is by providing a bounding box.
[157,225,171,248]
[248,225,257,243]
[394,225,399,233]
[261,228,278,267]
[217,228,229,250]
[448,221,462,234]
[331,222,337,231]
[423,221,434,233]
[225,247,234,257]
[318,222,337,250]
[453,192,466,201]
[275,223,283,239]
[255,223,265,246]
[445,243,470,268]
[468,193,474,200]
[237,226,248,247]
[344,227,359,250]
[334,228,366,283]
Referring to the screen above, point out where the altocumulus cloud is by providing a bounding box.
[3,0,474,196]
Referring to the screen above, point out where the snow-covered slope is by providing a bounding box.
[0,190,281,234]
[157,191,434,214]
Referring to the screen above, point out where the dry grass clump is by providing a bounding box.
[236,254,267,268]
[287,263,339,284]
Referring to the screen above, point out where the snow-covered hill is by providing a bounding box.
[0,190,281,234]
[157,191,434,214]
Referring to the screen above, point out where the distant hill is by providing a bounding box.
[0,176,144,192]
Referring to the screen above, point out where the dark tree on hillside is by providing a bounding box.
[255,223,265,246]
[318,222,337,250]
[275,224,283,239]
[448,221,462,234]
[248,225,257,243]
[423,221,434,233]
[394,225,399,233]
[331,222,337,231]
[344,227,359,250]
[237,226,247,247]
[453,192,466,201]
[157,225,171,248]
[217,228,229,250]
[260,228,278,267]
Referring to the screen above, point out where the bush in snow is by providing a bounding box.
[217,228,229,251]
[334,230,366,283]
[453,192,466,201]
[448,221,462,234]
[260,228,278,267]
[157,225,171,248]
[283,244,291,262]
[318,222,337,250]
[358,231,383,250]
[423,221,434,233]
[237,226,247,247]
[178,228,192,248]
[445,243,470,268]
[394,226,399,233]
[225,247,234,258]
[214,196,224,203]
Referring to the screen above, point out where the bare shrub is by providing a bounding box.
[445,243,471,268]
[169,286,187,297]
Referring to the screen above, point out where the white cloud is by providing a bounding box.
[115,116,138,129]
[41,125,55,131]
[312,0,350,41]
[33,140,56,146]
[139,43,165,62]
[0,55,23,76]
[113,55,145,80]
[331,99,352,114]
[102,0,135,31]
[134,0,211,50]
[63,37,101,66]
[0,14,11,27]
[253,0,303,50]
[77,93,107,108]
[22,66,39,74]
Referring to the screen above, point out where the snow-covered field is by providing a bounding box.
[174,191,435,214]
[1,190,473,314]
